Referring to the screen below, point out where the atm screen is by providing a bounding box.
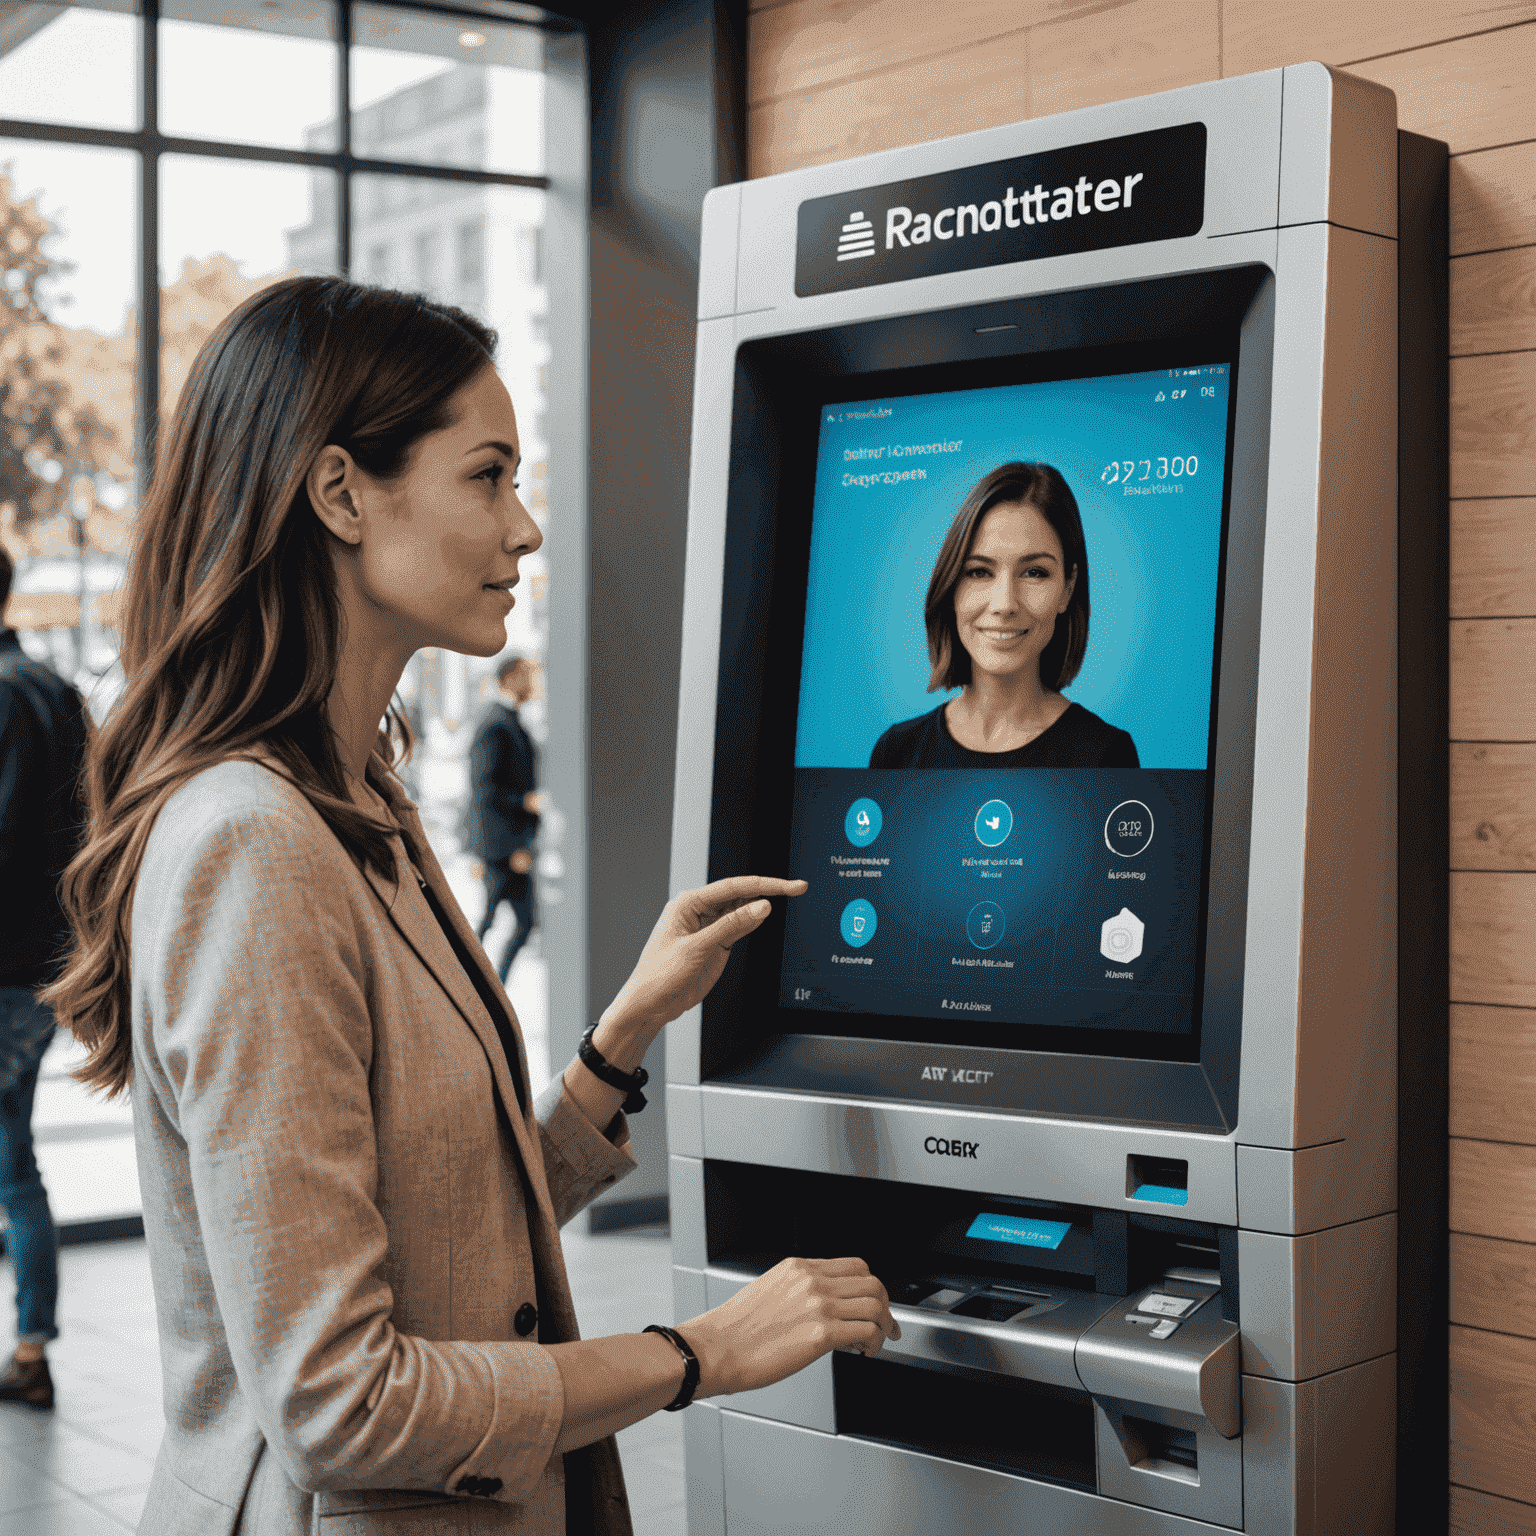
[777,360,1235,1044]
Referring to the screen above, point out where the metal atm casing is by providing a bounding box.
[665,64,1436,1535]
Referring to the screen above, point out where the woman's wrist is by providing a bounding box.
[590,1003,662,1075]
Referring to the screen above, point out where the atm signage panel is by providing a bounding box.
[795,123,1207,298]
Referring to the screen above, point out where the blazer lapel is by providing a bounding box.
[367,776,561,1234]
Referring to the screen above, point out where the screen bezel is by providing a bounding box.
[699,266,1273,1133]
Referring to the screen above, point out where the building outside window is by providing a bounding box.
[0,0,567,1237]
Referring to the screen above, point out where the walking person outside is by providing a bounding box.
[0,548,89,1411]
[468,654,543,983]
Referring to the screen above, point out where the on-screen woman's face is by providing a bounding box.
[952,501,1076,687]
[354,366,542,658]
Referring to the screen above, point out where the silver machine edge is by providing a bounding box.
[665,63,1447,1536]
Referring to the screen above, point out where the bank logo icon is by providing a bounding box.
[836,210,876,262]
[974,798,1013,848]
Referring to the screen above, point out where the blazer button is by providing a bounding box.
[514,1302,538,1336]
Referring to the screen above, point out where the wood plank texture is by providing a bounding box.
[1223,0,1536,76]
[1451,871,1536,1009]
[1450,619,1536,739]
[1451,1004,1536,1138]
[1029,0,1219,120]
[1452,248,1536,356]
[1453,1138,1536,1241]
[1453,745,1536,870]
[1452,1483,1536,1535]
[748,0,1035,104]
[1345,27,1536,155]
[1451,351,1536,499]
[1451,1232,1536,1334]
[1451,498,1536,618]
[747,29,1030,178]
[1451,143,1536,256]
[1451,1324,1536,1505]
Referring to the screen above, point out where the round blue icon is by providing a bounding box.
[840,898,878,949]
[844,797,883,847]
[966,900,1007,951]
[974,799,1013,847]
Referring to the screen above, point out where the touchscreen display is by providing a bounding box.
[778,363,1233,1037]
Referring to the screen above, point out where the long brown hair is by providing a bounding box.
[44,277,497,1098]
[924,462,1091,693]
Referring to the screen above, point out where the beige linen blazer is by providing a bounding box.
[128,758,638,1535]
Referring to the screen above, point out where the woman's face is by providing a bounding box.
[351,365,542,658]
[952,501,1076,686]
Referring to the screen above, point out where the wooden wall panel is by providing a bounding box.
[1452,745,1536,870]
[1451,1484,1536,1535]
[748,0,1033,103]
[1451,143,1536,256]
[1344,26,1536,155]
[1449,351,1536,499]
[1223,0,1536,76]
[1452,1138,1536,1243]
[1028,0,1219,120]
[1451,1233,1536,1333]
[1451,247,1536,356]
[1449,619,1536,739]
[1451,872,1536,1009]
[1451,1004,1536,1138]
[1450,1325,1536,1505]
[747,29,1030,178]
[1450,499,1536,618]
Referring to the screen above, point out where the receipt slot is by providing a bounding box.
[668,62,1446,1536]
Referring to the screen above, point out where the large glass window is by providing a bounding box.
[0,2,562,1223]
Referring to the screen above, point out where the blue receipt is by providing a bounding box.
[966,1212,1072,1250]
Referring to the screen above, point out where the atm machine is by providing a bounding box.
[665,64,1447,1535]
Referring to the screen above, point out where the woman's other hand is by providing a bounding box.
[683,1257,900,1397]
[605,876,807,1034]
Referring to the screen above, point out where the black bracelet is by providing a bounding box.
[578,1022,649,1114]
[643,1324,700,1411]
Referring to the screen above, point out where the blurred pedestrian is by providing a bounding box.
[0,548,89,1411]
[467,654,542,982]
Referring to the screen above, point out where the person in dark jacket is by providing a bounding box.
[870,462,1139,770]
[466,654,542,982]
[0,548,89,1411]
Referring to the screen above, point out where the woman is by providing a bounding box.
[869,462,1138,769]
[45,278,897,1535]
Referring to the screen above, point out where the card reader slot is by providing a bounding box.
[834,1351,1096,1492]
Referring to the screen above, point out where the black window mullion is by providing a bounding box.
[338,0,352,275]
[139,0,161,488]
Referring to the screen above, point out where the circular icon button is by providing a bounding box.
[974,799,1013,848]
[840,898,878,949]
[966,900,1007,951]
[844,797,883,847]
[1104,800,1154,858]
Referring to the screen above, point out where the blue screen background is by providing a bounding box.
[794,367,1231,771]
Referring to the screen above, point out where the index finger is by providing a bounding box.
[688,876,808,913]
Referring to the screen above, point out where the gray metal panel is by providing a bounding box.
[666,1083,705,1159]
[683,1402,726,1536]
[719,1412,1242,1534]
[697,1084,1238,1224]
[697,183,741,319]
[1095,1399,1243,1528]
[1278,64,1397,237]
[702,1269,837,1432]
[1077,1296,1242,1436]
[1235,221,1398,1150]
[673,1263,707,1329]
[669,1155,707,1269]
[733,71,1284,319]
[1236,1139,1395,1234]
[1240,1354,1396,1536]
[1238,1214,1396,1381]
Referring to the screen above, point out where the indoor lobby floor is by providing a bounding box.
[0,1222,683,1533]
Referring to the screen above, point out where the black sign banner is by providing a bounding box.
[794,122,1206,298]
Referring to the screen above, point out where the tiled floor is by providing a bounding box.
[0,1224,683,1533]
